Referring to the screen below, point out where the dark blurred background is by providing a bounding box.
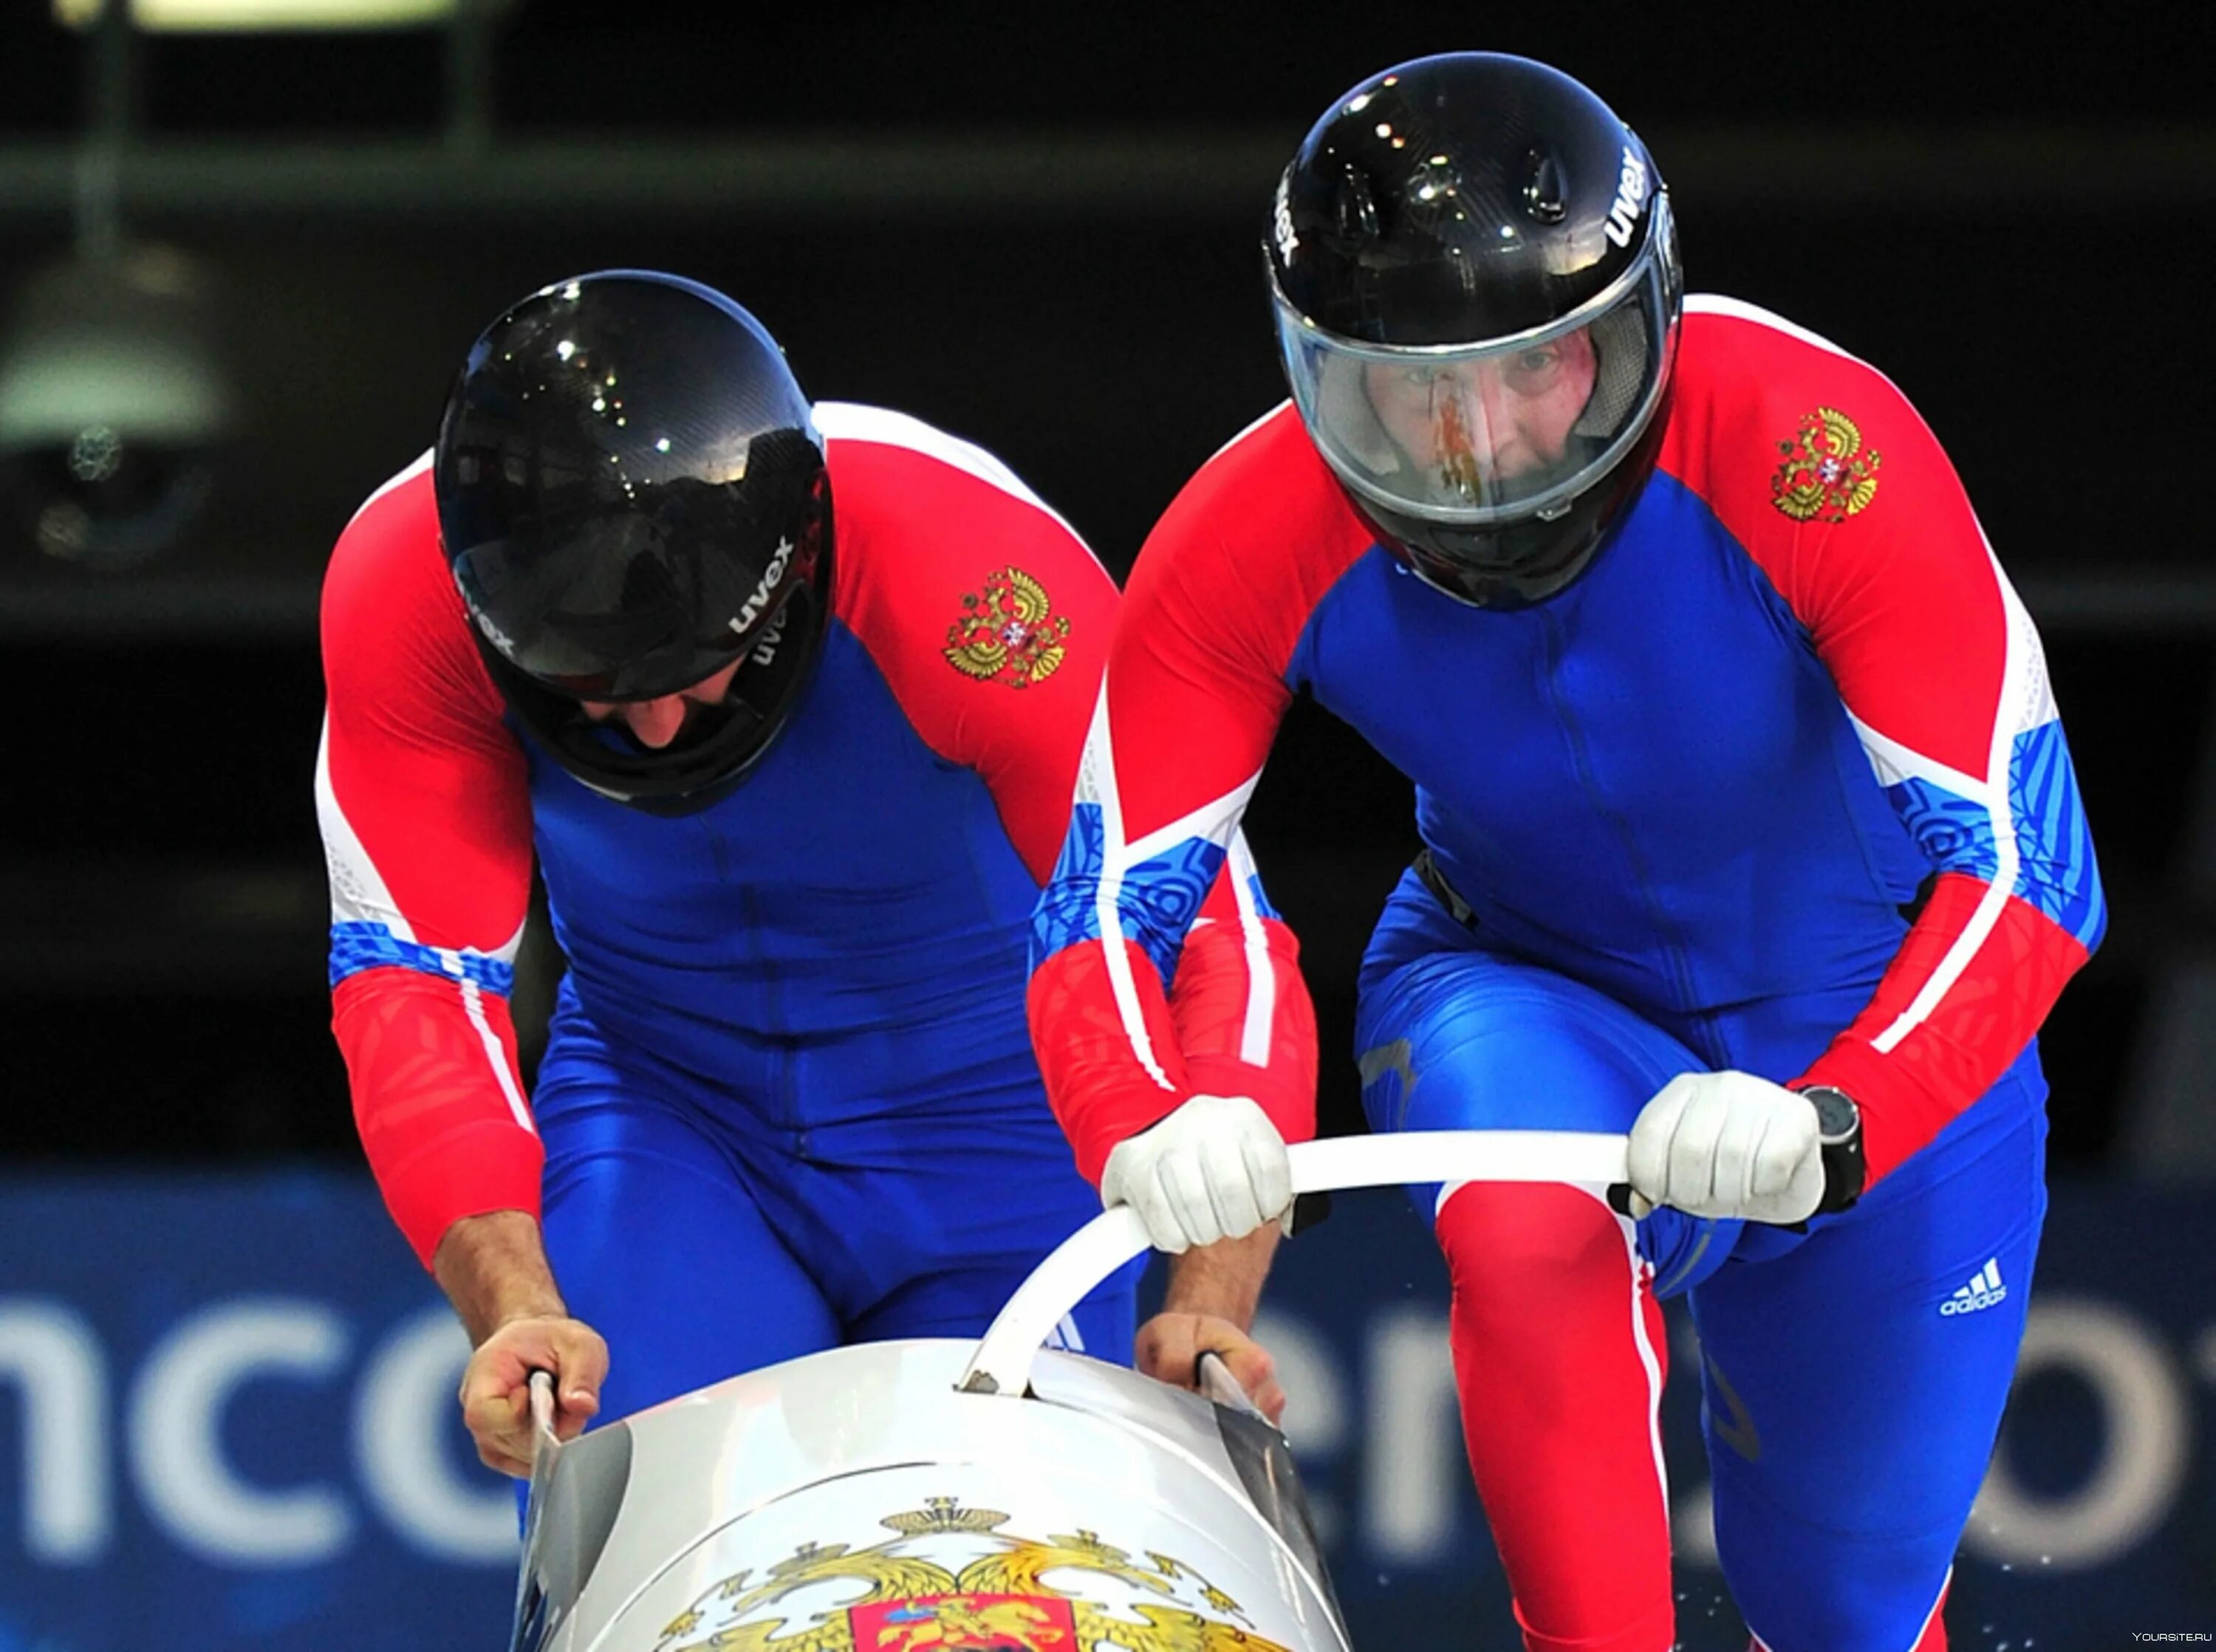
[3,4,2213,1647]
[4,0,2210,1174]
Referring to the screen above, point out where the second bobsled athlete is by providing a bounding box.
[1029,52,2104,1652]
[316,271,1317,1476]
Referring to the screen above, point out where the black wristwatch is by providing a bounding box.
[1795,1084,1867,1216]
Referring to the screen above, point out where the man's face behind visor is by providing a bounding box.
[578,657,747,751]
[1359,326,1598,507]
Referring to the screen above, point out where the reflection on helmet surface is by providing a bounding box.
[434,270,837,810]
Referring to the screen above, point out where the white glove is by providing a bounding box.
[1101,1094,1293,1255]
[1625,1071,1825,1224]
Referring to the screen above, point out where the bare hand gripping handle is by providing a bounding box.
[957,1128,1631,1399]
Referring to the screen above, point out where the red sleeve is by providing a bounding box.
[318,457,544,1266]
[818,407,1323,1177]
[826,416,1120,884]
[1171,843,1319,1151]
[1668,301,2104,1183]
[1028,408,1366,1182]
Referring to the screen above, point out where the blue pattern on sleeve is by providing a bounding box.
[1121,838,1228,983]
[1882,720,2105,955]
[1245,871,1282,922]
[2007,720,2107,951]
[1027,802,1231,986]
[1886,777,2000,883]
[328,920,516,995]
[1031,803,1109,967]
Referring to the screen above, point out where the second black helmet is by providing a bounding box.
[1268,52,1683,607]
[435,271,833,812]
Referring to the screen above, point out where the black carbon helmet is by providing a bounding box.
[1268,53,1683,607]
[434,271,833,812]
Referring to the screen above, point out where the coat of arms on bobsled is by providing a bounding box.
[653,1495,1290,1652]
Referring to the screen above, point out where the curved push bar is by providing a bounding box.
[957,1128,1629,1398]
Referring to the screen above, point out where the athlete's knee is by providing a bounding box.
[1719,1493,1955,1652]
[1438,1181,1630,1296]
[1435,1181,1649,1363]
[1735,1581,1950,1652]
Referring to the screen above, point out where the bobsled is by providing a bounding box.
[510,1128,1629,1652]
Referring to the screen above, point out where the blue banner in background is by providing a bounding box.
[1,1175,515,1651]
[3,1172,2211,1651]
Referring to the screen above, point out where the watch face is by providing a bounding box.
[1802,1086,1860,1140]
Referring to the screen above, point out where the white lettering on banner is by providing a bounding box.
[1364,1307,1462,1563]
[5,1294,517,1572]
[354,1307,517,1561]
[1276,1295,2198,1580]
[1966,1296,2191,1567]
[3,1286,2207,1584]
[0,1300,110,1563]
[129,1300,355,1565]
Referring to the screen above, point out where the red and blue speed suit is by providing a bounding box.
[317,402,1316,1429]
[1028,298,2102,1652]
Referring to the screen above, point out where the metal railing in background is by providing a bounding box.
[3,124,2216,223]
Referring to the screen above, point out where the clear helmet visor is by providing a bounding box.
[1276,211,1677,530]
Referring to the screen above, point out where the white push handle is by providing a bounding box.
[956,1128,1629,1399]
[528,1368,559,1456]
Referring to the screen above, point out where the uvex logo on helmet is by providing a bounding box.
[731,536,795,634]
[474,609,517,657]
[1604,146,1650,248]
[748,606,788,668]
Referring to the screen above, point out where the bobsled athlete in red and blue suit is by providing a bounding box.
[1027,55,2103,1652]
[316,272,1316,1479]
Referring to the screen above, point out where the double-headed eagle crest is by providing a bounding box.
[653,1497,1290,1652]
[944,569,1071,689]
[1771,405,1883,523]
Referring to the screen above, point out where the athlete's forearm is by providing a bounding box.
[335,968,544,1267]
[1795,871,2092,1183]
[431,1209,570,1346]
[1162,1226,1280,1331]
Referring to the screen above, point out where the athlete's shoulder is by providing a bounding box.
[325,452,454,633]
[1169,400,1365,548]
[329,449,437,576]
[1675,293,1915,421]
[1664,295,1934,479]
[1135,401,1375,606]
[1661,295,1963,549]
[813,401,1115,690]
[321,450,499,718]
[817,401,1083,546]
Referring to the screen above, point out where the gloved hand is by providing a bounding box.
[1625,1072,1859,1225]
[1101,1093,1293,1254]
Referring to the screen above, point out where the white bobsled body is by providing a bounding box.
[514,1132,1636,1652]
[519,1338,1350,1652]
